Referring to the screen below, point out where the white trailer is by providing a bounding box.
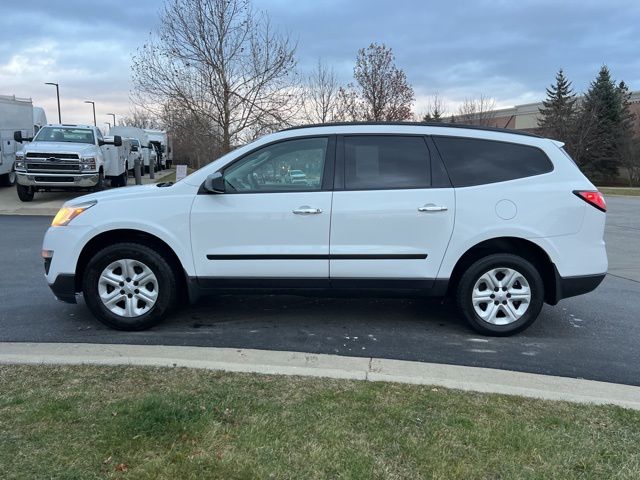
[33,107,47,134]
[145,129,169,169]
[102,135,129,187]
[109,126,156,173]
[0,95,34,186]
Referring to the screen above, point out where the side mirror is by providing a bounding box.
[203,172,225,194]
[131,145,139,152]
[113,135,122,147]
[14,131,32,143]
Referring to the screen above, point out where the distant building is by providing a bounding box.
[452,90,640,136]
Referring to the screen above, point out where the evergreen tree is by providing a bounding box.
[538,69,577,143]
[578,66,623,182]
[617,81,639,185]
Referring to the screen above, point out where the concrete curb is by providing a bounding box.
[1,342,639,410]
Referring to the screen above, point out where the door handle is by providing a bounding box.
[418,204,448,212]
[293,206,322,215]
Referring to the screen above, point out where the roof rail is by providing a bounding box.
[281,121,541,138]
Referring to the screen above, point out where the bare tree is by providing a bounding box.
[338,43,414,121]
[132,0,298,154]
[303,60,339,124]
[163,100,223,169]
[421,94,446,122]
[121,107,162,129]
[457,95,497,126]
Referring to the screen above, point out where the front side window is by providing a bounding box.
[224,137,328,193]
[343,136,431,190]
[33,127,95,144]
[433,136,554,187]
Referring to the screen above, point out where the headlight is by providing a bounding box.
[15,153,25,170]
[80,157,96,170]
[51,200,97,227]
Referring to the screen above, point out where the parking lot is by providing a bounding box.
[0,195,638,386]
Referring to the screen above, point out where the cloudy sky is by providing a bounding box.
[2,0,639,126]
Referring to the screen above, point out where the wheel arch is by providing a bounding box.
[446,236,559,305]
[75,229,188,301]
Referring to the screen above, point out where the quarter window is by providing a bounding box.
[344,136,431,190]
[433,136,553,187]
[224,137,328,192]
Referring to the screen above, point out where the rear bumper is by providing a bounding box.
[49,274,77,304]
[551,271,606,304]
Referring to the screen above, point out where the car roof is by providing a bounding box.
[282,121,540,138]
[256,121,551,150]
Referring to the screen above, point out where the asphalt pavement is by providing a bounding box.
[0,196,639,386]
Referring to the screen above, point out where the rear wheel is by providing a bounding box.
[16,183,34,201]
[82,243,177,330]
[456,253,544,336]
[0,167,16,187]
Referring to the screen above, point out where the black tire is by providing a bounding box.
[93,170,105,191]
[0,167,16,187]
[82,243,178,330]
[456,253,544,336]
[16,183,34,201]
[112,171,127,188]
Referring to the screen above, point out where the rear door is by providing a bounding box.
[329,135,455,284]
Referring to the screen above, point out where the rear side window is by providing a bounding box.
[433,136,553,187]
[344,136,430,190]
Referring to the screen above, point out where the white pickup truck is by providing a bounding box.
[14,124,124,201]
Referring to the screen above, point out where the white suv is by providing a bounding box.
[42,123,607,335]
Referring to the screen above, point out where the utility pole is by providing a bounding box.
[44,82,61,123]
[84,100,96,126]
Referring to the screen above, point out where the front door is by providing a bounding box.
[190,136,334,281]
[329,135,455,283]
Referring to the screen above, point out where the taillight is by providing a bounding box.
[573,190,607,212]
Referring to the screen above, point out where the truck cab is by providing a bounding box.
[14,124,121,201]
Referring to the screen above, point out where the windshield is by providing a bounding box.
[34,127,95,144]
[131,139,140,146]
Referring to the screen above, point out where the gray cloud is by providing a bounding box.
[2,0,639,123]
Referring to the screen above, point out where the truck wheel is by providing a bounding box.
[111,172,126,188]
[0,167,16,187]
[82,243,178,330]
[93,170,105,191]
[16,184,34,201]
[456,253,544,336]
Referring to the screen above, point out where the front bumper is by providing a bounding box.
[49,274,77,303]
[17,172,99,188]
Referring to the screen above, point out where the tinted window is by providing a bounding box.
[433,136,553,187]
[224,137,327,192]
[344,136,430,190]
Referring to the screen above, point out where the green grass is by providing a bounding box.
[1,365,639,479]
[599,187,640,196]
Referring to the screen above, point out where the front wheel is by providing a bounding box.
[93,170,105,191]
[456,253,544,336]
[82,243,178,330]
[16,183,34,201]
